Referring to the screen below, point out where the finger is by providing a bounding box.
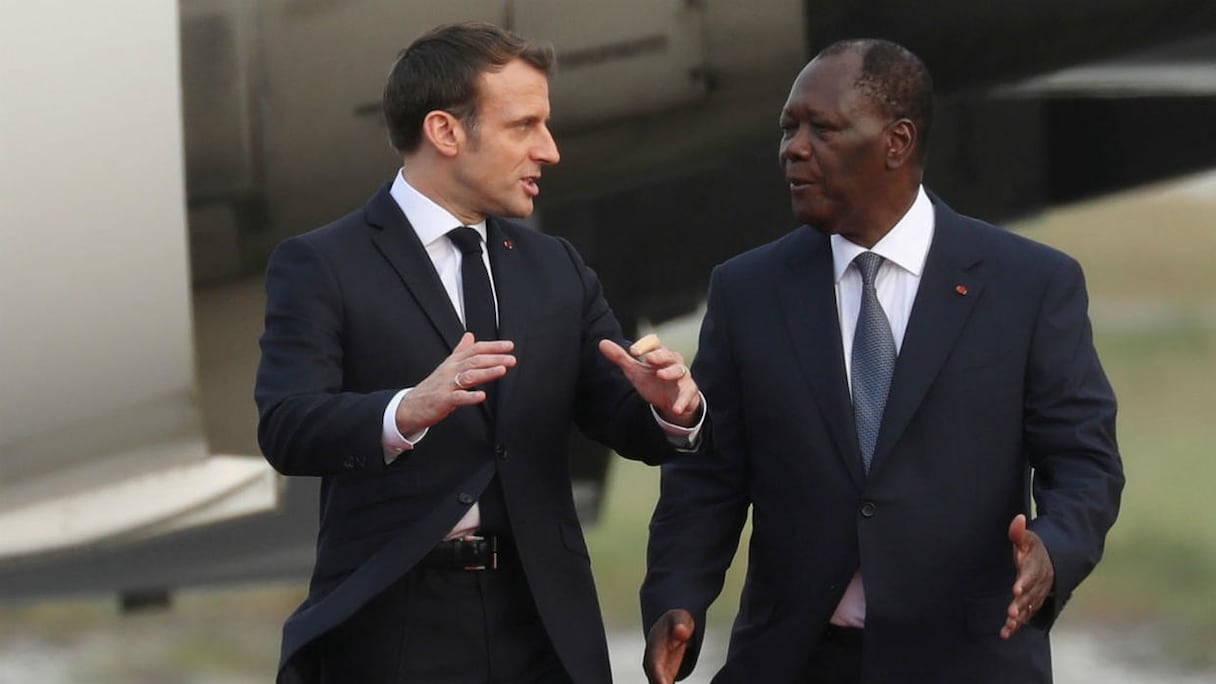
[672,382,700,416]
[461,353,518,370]
[453,331,476,352]
[451,389,487,405]
[630,333,662,358]
[1007,599,1022,622]
[458,340,515,359]
[1008,513,1028,548]
[670,609,696,642]
[599,338,640,370]
[458,365,511,388]
[656,362,689,382]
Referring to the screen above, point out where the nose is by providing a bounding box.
[534,124,560,165]
[780,125,811,163]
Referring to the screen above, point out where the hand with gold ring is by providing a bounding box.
[597,333,701,427]
[394,332,516,435]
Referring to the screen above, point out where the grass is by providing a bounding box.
[1019,177,1216,668]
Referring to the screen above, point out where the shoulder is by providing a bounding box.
[714,225,822,281]
[491,216,586,265]
[932,194,1080,281]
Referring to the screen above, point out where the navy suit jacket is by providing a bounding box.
[641,195,1122,683]
[256,184,693,683]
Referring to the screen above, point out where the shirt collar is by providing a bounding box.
[831,185,934,283]
[389,169,488,246]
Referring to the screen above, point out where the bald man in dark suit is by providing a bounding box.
[641,39,1122,684]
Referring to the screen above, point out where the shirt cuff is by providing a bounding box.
[383,388,427,465]
[650,391,707,451]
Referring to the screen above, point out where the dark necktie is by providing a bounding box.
[446,226,507,531]
[446,227,499,345]
[851,252,897,473]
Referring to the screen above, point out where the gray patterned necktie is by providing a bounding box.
[851,252,896,473]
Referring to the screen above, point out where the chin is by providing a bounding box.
[792,198,842,232]
[502,200,535,219]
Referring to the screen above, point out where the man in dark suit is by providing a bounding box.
[255,22,704,684]
[640,39,1123,684]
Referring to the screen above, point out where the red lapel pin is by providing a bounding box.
[503,240,513,250]
[955,284,968,296]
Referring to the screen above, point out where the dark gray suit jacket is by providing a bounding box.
[641,195,1122,683]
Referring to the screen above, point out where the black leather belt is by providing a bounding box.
[419,535,508,571]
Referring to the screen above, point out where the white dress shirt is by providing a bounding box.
[829,185,935,627]
[378,170,702,538]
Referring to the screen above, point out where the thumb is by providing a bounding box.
[1008,513,1028,549]
[670,609,696,643]
[598,338,634,368]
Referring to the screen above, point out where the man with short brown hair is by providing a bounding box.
[257,21,704,683]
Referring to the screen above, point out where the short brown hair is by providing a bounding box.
[383,21,555,153]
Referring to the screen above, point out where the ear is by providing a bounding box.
[885,118,917,169]
[421,110,465,158]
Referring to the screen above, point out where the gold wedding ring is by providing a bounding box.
[453,373,468,390]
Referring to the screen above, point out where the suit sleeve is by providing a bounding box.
[640,266,750,679]
[255,236,397,476]
[1023,255,1124,626]
[555,237,701,465]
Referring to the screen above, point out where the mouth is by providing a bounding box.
[521,175,540,198]
[787,177,816,190]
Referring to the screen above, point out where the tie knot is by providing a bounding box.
[448,226,483,256]
[853,251,884,286]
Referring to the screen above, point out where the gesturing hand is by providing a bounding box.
[599,334,701,427]
[394,332,516,435]
[1001,513,1055,639]
[644,609,696,684]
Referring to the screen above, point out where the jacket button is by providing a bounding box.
[495,444,508,460]
[458,492,475,505]
[860,501,877,518]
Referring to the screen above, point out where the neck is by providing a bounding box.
[401,159,484,225]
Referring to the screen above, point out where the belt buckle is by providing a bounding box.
[460,535,497,571]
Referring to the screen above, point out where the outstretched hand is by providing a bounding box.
[1002,513,1055,639]
[644,609,696,684]
[394,332,516,435]
[599,334,701,427]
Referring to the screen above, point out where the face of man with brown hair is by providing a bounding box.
[779,49,912,248]
[444,58,560,224]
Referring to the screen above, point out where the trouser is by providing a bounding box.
[316,544,570,684]
[801,625,863,684]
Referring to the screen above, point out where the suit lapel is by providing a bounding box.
[365,185,465,349]
[872,202,984,471]
[778,228,866,489]
[485,218,525,422]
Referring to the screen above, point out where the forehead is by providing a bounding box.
[783,51,866,116]
[476,59,551,116]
